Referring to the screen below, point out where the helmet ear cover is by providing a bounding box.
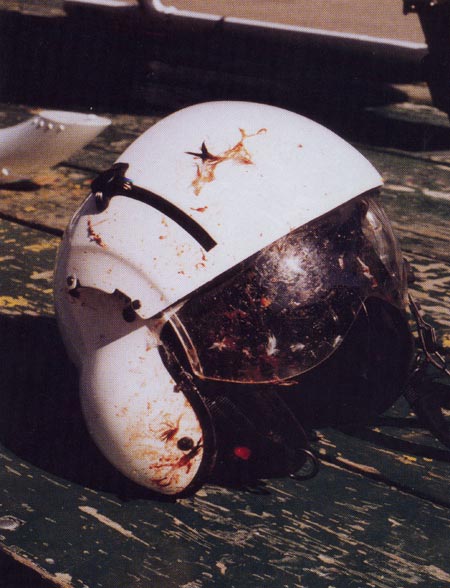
[279,297,415,429]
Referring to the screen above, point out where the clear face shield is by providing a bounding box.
[166,192,409,386]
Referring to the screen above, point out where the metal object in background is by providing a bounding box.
[404,0,450,117]
[0,110,110,182]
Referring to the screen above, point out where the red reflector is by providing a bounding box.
[233,446,252,460]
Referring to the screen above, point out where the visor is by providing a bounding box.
[168,193,408,384]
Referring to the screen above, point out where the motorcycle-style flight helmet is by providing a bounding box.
[54,102,415,496]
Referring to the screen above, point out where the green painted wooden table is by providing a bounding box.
[0,98,449,588]
[0,1,450,586]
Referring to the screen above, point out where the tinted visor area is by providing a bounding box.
[169,193,408,384]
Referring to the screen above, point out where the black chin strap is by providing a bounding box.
[405,294,450,449]
[91,163,217,252]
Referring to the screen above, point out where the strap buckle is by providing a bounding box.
[91,162,132,211]
[409,294,450,377]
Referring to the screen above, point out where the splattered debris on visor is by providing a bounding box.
[168,194,408,384]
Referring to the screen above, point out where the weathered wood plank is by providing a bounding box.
[0,1,449,586]
[1,219,449,587]
[313,400,450,509]
[361,146,450,264]
[0,0,64,17]
[0,64,449,587]
[0,219,59,317]
[1,447,450,588]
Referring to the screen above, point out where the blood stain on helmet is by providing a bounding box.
[151,437,203,488]
[159,416,182,442]
[87,218,106,248]
[56,102,422,496]
[195,250,208,270]
[186,128,267,195]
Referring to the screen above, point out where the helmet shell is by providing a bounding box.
[54,101,383,495]
[56,101,382,320]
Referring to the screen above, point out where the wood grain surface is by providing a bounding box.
[0,98,449,587]
[0,1,449,587]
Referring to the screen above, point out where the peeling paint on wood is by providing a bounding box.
[79,506,150,546]
[0,84,449,587]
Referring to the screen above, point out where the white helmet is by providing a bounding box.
[54,102,414,496]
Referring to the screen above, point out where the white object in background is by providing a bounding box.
[140,0,427,50]
[0,110,111,182]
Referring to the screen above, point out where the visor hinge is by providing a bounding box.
[92,163,133,211]
[405,294,450,450]
[409,294,450,377]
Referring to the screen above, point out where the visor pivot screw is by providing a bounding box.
[122,299,141,322]
[233,446,252,461]
[290,449,320,481]
[177,437,195,451]
[122,305,137,323]
[94,191,106,210]
[66,275,78,290]
[66,275,80,298]
[66,276,80,294]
